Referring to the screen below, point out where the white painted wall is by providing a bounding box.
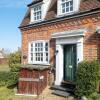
[55,45,64,85]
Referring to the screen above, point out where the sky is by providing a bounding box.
[0,0,31,52]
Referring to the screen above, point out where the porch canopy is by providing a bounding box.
[52,29,86,38]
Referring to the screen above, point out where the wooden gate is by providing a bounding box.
[18,68,48,95]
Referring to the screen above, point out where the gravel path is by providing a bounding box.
[13,86,75,100]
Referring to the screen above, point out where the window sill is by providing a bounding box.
[28,62,50,66]
[56,11,75,18]
[30,19,43,24]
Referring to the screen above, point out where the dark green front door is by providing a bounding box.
[64,44,77,82]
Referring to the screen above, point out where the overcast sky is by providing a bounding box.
[0,0,31,52]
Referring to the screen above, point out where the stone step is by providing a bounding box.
[51,85,75,93]
[52,90,70,97]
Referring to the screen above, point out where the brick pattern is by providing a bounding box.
[21,13,100,64]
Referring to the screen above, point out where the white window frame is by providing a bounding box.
[31,3,43,22]
[61,0,73,14]
[57,0,75,16]
[28,40,50,65]
[33,5,42,21]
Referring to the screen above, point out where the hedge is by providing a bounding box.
[75,60,100,98]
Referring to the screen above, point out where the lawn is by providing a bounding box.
[0,64,10,72]
[0,86,14,100]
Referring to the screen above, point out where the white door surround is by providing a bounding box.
[52,29,86,85]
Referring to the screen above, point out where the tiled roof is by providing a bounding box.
[79,0,100,12]
[20,0,100,28]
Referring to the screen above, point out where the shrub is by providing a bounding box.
[8,51,21,72]
[75,60,100,98]
[88,92,100,100]
[0,71,18,87]
[5,51,21,87]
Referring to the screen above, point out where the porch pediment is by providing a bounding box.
[52,29,86,38]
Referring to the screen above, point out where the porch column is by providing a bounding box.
[77,40,83,64]
[55,44,63,85]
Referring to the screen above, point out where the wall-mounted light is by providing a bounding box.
[23,55,27,59]
[96,26,100,34]
[55,50,59,55]
[96,29,100,34]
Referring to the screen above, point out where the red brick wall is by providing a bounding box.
[21,13,100,64]
[0,58,7,65]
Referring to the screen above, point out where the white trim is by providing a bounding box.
[31,3,43,22]
[30,0,51,23]
[52,29,86,38]
[76,38,83,64]
[57,0,80,16]
[55,45,64,85]
[28,40,50,65]
[15,94,37,97]
[54,30,84,85]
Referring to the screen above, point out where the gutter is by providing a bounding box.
[19,8,100,30]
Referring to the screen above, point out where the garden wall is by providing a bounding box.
[0,58,7,65]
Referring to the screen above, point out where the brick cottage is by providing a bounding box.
[18,0,100,96]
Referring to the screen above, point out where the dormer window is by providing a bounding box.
[31,4,43,22]
[33,5,42,21]
[57,0,76,16]
[29,0,52,23]
[61,0,73,14]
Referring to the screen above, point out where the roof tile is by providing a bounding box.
[20,0,100,28]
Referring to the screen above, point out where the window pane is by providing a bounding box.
[34,17,36,20]
[31,48,33,52]
[41,57,43,61]
[35,48,37,51]
[66,2,69,7]
[62,3,65,8]
[66,7,69,12]
[45,47,48,52]
[70,6,73,11]
[70,0,73,5]
[62,8,65,13]
[34,7,36,11]
[31,44,33,47]
[30,41,49,63]
[31,57,33,61]
[61,0,73,13]
[31,53,33,56]
[36,57,38,61]
[33,5,42,21]
[62,0,65,2]
[35,53,37,56]
[46,53,48,62]
[38,6,41,10]
[45,42,48,47]
[35,43,37,47]
[38,57,40,61]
